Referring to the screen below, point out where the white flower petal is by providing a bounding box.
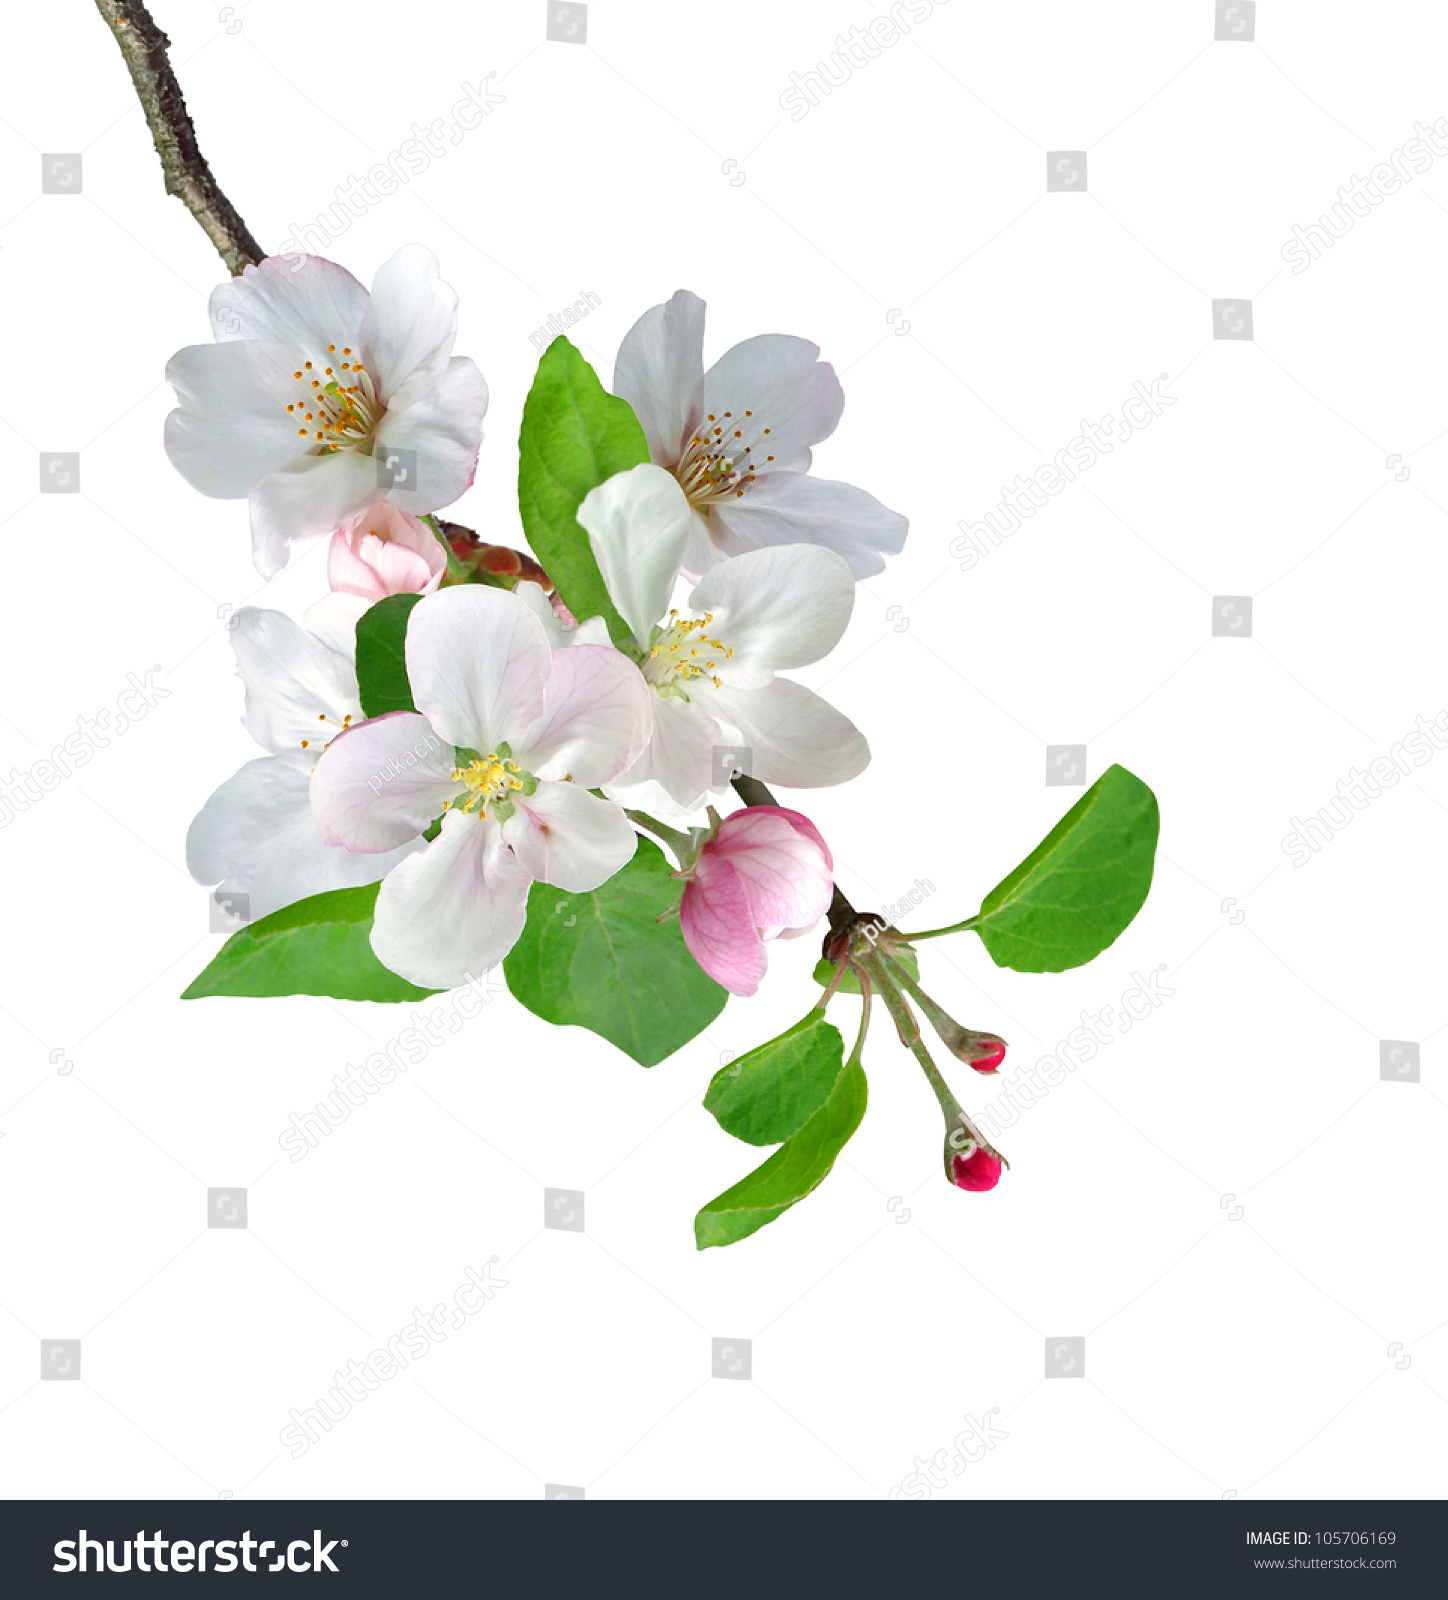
[701,333,844,473]
[405,586,551,753]
[512,579,608,648]
[500,782,637,892]
[163,340,304,498]
[208,254,368,352]
[373,357,489,515]
[622,691,723,810]
[681,506,717,579]
[301,591,371,656]
[598,772,698,829]
[577,463,692,645]
[229,607,358,755]
[371,810,532,989]
[611,289,706,464]
[514,644,652,786]
[509,578,561,639]
[688,544,855,673]
[310,711,457,851]
[249,450,383,578]
[711,678,869,788]
[706,471,908,579]
[360,245,459,401]
[187,754,421,922]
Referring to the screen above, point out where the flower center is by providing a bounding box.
[284,343,381,452]
[643,609,733,696]
[673,410,776,511]
[444,749,528,818]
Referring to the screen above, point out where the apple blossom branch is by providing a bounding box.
[96,26,973,1205]
[94,0,263,276]
[89,2,872,954]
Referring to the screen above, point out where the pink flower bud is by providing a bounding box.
[678,806,834,997]
[327,503,446,602]
[949,1143,1003,1192]
[968,1037,1007,1074]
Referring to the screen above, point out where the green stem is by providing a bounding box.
[877,942,932,1003]
[905,1033,995,1160]
[857,951,919,1048]
[906,1033,959,1122]
[862,949,992,1152]
[848,972,874,1067]
[905,915,981,942]
[816,957,851,1012]
[625,809,694,865]
[877,944,995,1055]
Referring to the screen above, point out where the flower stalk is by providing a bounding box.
[876,945,1006,1071]
[853,946,1008,1190]
[626,810,696,866]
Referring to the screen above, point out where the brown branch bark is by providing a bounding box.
[94,0,264,276]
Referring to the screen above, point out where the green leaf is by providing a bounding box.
[183,884,438,1002]
[812,943,919,996]
[974,763,1159,973]
[695,1059,868,1250]
[703,1010,845,1146]
[516,337,646,647]
[355,593,423,718]
[503,835,726,1066]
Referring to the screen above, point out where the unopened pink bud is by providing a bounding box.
[968,1038,1007,1074]
[678,806,833,996]
[950,1144,1003,1192]
[328,503,446,602]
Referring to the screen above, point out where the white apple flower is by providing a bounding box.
[612,288,907,578]
[165,246,489,578]
[576,463,869,813]
[310,586,652,990]
[188,604,422,923]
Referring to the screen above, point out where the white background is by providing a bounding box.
[0,0,1444,1501]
